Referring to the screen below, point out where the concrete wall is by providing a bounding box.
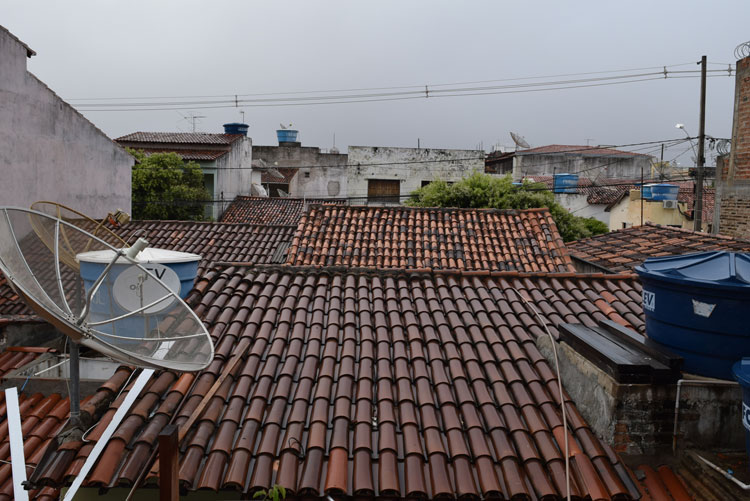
[607,191,698,231]
[514,153,651,181]
[214,137,252,217]
[537,336,743,455]
[253,143,348,198]
[715,55,750,237]
[347,146,484,204]
[554,192,610,225]
[0,27,133,218]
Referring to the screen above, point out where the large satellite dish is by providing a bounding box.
[0,207,213,371]
[510,131,531,150]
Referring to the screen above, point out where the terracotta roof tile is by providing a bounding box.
[287,205,576,272]
[0,220,295,317]
[569,222,750,272]
[28,265,645,499]
[116,132,244,145]
[220,197,345,225]
[261,168,298,184]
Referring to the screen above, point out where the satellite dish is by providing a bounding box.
[510,131,531,150]
[29,201,128,270]
[0,207,213,371]
[277,189,289,197]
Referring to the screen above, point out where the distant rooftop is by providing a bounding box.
[116,132,244,145]
[516,145,652,157]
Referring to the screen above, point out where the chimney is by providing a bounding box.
[223,123,249,136]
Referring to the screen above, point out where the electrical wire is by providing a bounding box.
[68,62,733,102]
[128,137,697,171]
[72,69,731,112]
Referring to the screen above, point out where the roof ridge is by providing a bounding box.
[207,262,638,280]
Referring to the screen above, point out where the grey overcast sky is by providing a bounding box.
[2,1,748,163]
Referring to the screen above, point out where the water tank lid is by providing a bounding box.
[635,251,750,289]
[77,248,202,264]
[732,358,750,386]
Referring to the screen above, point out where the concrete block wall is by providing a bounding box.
[715,56,750,237]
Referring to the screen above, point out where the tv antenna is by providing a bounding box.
[510,131,531,150]
[0,206,213,500]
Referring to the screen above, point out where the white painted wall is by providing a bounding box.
[554,193,610,225]
[0,27,133,218]
[347,146,484,204]
[214,137,252,217]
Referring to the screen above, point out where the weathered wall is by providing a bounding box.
[347,146,483,204]
[253,143,348,198]
[0,27,133,218]
[607,192,697,231]
[514,153,651,180]
[715,55,750,237]
[214,137,252,217]
[554,192,610,225]
[537,336,743,455]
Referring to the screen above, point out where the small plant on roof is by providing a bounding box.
[254,484,287,501]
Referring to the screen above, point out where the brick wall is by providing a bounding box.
[716,56,750,237]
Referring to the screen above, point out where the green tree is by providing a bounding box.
[407,172,609,242]
[129,149,211,220]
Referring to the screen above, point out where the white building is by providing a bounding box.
[347,146,484,204]
[116,124,256,219]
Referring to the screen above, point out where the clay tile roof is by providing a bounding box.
[0,389,70,500]
[0,346,55,377]
[0,220,295,318]
[220,197,346,226]
[27,265,646,499]
[116,132,244,145]
[568,222,750,272]
[518,144,651,157]
[287,205,576,272]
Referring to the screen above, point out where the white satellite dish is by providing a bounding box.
[510,131,531,150]
[0,207,213,371]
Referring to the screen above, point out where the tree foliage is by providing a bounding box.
[407,172,609,242]
[129,149,210,220]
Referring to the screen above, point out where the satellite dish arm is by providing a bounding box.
[77,238,149,325]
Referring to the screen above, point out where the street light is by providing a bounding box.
[675,123,698,161]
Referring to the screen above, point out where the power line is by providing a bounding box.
[129,137,695,170]
[73,69,731,112]
[67,62,721,102]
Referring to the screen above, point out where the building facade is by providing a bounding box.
[347,146,484,204]
[116,125,255,219]
[487,145,654,181]
[0,25,133,217]
[252,130,348,199]
[714,51,750,237]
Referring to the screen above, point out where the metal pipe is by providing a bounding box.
[696,454,750,490]
[69,342,81,428]
[672,378,738,453]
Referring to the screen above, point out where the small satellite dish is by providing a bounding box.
[510,131,531,150]
[0,207,213,371]
[277,189,290,197]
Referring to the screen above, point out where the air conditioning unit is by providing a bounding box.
[663,200,678,209]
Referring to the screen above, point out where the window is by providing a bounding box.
[304,171,310,178]
[367,179,400,204]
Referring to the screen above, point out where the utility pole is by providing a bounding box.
[694,55,707,231]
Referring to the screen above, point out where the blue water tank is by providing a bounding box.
[77,248,201,343]
[650,183,679,201]
[277,129,299,143]
[554,173,579,194]
[636,251,750,379]
[642,184,655,199]
[223,123,249,136]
